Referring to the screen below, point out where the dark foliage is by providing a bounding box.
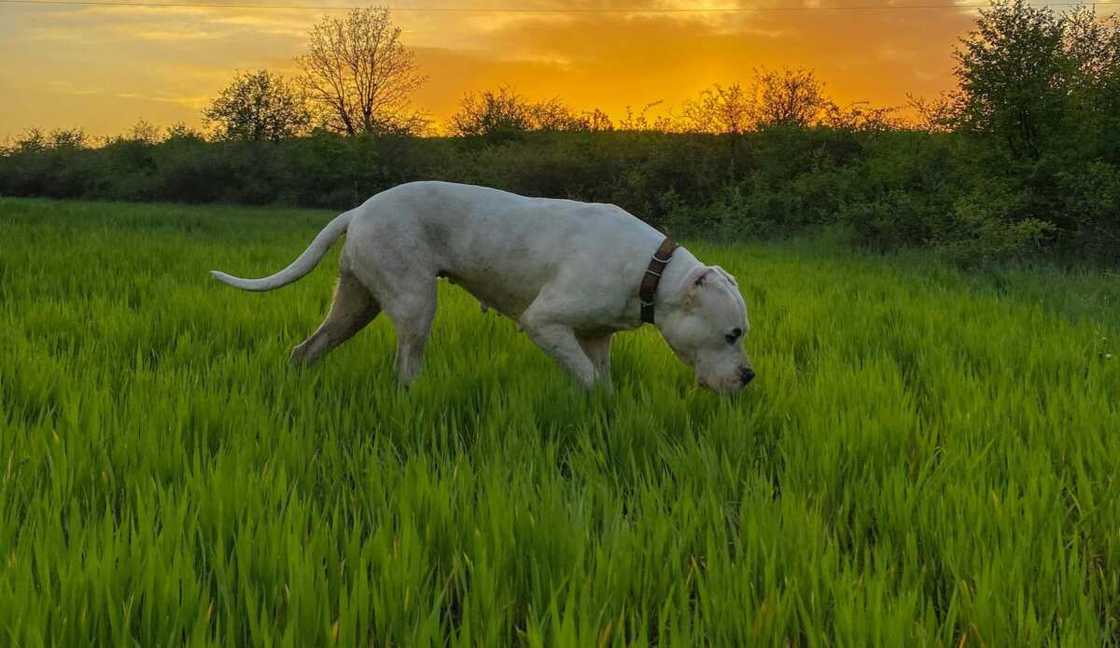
[1,123,1117,264]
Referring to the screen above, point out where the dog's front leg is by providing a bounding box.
[577,334,613,391]
[519,317,597,389]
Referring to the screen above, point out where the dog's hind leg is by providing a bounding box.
[290,271,380,366]
[382,276,438,387]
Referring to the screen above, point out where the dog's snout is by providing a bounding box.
[739,366,756,386]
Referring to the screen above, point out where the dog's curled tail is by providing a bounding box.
[210,210,355,292]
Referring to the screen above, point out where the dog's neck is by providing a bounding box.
[627,244,702,328]
[656,246,703,309]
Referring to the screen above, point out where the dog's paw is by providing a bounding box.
[289,345,310,366]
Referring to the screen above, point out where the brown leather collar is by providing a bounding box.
[639,237,679,324]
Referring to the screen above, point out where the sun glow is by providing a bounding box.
[0,0,981,139]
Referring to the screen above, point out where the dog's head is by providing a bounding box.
[657,265,754,394]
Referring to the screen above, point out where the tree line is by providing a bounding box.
[197,7,890,142]
[2,1,1118,265]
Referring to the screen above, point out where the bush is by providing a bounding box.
[939,189,1056,265]
[1056,161,1120,261]
[841,190,945,251]
[1,125,1117,265]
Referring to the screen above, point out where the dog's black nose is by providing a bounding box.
[739,367,755,385]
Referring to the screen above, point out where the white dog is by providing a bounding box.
[211,181,755,393]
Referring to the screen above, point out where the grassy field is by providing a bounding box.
[1,198,1118,646]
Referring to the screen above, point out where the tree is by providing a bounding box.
[204,70,310,141]
[906,93,958,133]
[528,97,588,132]
[682,83,753,134]
[1063,8,1120,156]
[48,128,87,150]
[449,88,532,140]
[298,7,426,136]
[579,108,614,132]
[11,129,47,154]
[752,67,831,128]
[824,101,900,132]
[450,89,616,138]
[164,122,206,143]
[1064,7,1120,85]
[127,119,162,144]
[450,89,617,138]
[617,100,670,132]
[682,70,831,133]
[952,0,1067,158]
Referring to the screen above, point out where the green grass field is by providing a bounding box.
[1,198,1118,646]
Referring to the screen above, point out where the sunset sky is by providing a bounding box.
[1,1,1087,140]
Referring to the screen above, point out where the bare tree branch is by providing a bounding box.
[297,7,426,136]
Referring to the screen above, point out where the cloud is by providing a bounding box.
[114,91,212,109]
[413,1,975,127]
[0,0,981,137]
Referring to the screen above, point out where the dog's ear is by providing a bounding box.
[682,267,714,308]
[712,265,738,287]
[691,267,713,287]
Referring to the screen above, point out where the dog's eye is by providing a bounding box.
[725,328,742,344]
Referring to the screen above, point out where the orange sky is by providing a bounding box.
[0,1,1003,140]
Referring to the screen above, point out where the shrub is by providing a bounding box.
[938,189,1056,265]
[1,125,1117,265]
